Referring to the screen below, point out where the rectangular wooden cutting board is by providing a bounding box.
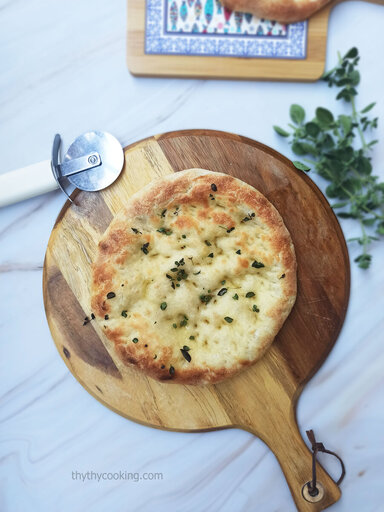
[127,0,381,81]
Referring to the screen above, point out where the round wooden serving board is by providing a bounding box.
[43,130,350,511]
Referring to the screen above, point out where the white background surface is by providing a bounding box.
[0,1,383,511]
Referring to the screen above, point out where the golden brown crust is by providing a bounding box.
[220,0,331,23]
[91,169,297,385]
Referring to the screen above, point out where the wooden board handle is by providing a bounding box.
[249,411,341,511]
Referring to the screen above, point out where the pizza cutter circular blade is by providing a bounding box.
[62,131,124,192]
[52,131,125,200]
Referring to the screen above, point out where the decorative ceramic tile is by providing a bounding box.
[145,0,307,59]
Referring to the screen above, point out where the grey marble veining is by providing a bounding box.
[0,1,383,511]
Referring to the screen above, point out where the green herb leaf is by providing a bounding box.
[290,104,305,125]
[291,142,307,156]
[232,294,239,300]
[224,317,233,323]
[160,302,167,310]
[316,107,334,125]
[338,114,352,134]
[354,253,372,269]
[180,349,191,362]
[121,310,128,318]
[273,125,290,137]
[246,292,255,298]
[337,212,358,219]
[331,201,349,209]
[344,47,358,59]
[361,102,376,114]
[350,70,360,86]
[292,161,310,172]
[305,122,320,137]
[132,338,139,343]
[157,227,172,235]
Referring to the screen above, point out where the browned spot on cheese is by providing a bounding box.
[129,315,153,341]
[173,215,198,230]
[92,262,113,286]
[100,228,131,255]
[238,257,249,268]
[105,327,125,345]
[116,250,129,265]
[179,186,210,207]
[150,215,159,224]
[90,294,110,317]
[236,231,250,250]
[212,211,233,226]
[197,208,210,220]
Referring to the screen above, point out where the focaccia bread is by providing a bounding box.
[220,0,332,23]
[91,169,296,385]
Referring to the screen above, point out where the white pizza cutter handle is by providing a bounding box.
[0,160,58,208]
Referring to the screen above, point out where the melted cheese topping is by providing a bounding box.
[98,194,290,374]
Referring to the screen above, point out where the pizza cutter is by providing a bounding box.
[0,131,124,207]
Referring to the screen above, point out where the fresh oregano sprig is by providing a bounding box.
[273,47,384,269]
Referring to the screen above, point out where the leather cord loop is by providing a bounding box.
[306,429,346,495]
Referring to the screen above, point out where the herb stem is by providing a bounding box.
[351,95,368,151]
[359,218,369,255]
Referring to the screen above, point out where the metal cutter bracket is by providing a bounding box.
[51,134,102,202]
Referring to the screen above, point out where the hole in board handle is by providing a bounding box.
[302,481,325,503]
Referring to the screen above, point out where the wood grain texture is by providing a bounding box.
[43,130,350,511]
[126,0,383,81]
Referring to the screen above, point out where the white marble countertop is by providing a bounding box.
[0,1,383,511]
